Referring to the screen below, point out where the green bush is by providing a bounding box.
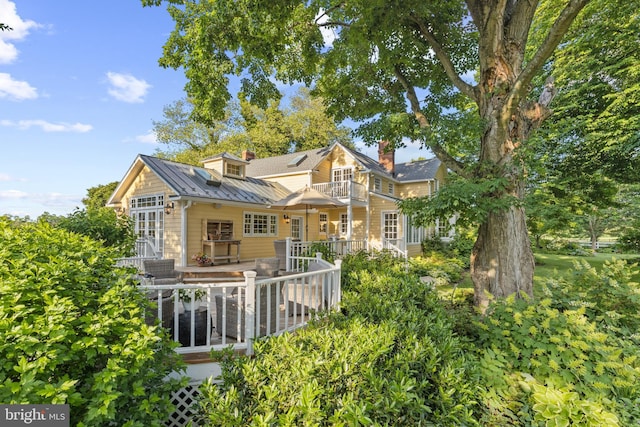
[56,207,137,257]
[544,239,593,256]
[0,218,185,426]
[475,293,640,425]
[197,255,481,425]
[618,226,640,253]
[409,253,465,283]
[339,250,405,292]
[541,258,640,338]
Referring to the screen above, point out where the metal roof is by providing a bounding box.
[140,155,290,205]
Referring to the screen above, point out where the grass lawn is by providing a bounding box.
[534,251,640,284]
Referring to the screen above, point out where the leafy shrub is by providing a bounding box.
[618,226,640,253]
[544,239,593,256]
[339,250,405,291]
[541,258,640,338]
[421,234,447,253]
[56,207,137,257]
[475,294,640,425]
[0,218,185,426]
[409,253,465,283]
[304,241,336,263]
[197,255,481,425]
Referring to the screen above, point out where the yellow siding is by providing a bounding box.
[398,181,431,199]
[121,165,184,262]
[313,157,332,183]
[368,194,401,247]
[264,172,310,192]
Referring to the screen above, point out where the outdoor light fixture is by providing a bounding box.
[165,202,175,215]
[283,214,290,224]
[116,207,126,215]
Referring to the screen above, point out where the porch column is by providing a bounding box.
[180,201,192,267]
[243,271,257,356]
[347,203,352,241]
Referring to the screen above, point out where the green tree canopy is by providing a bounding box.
[153,88,353,165]
[82,182,119,211]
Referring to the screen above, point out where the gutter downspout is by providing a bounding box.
[181,200,192,267]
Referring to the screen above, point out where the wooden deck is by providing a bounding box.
[177,261,257,281]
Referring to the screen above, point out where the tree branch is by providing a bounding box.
[394,65,469,177]
[409,15,478,102]
[506,0,589,112]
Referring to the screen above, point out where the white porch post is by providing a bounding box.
[243,271,257,356]
[347,202,353,241]
[180,201,192,267]
[285,237,292,272]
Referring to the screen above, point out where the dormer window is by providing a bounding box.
[225,162,244,178]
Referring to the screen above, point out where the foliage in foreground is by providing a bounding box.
[0,219,185,426]
[55,207,137,257]
[475,259,640,426]
[197,253,481,426]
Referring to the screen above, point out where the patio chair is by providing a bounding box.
[255,257,280,279]
[142,259,183,285]
[274,240,287,271]
[286,261,329,315]
[215,281,283,340]
[145,289,175,330]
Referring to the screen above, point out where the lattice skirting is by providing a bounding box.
[166,384,201,427]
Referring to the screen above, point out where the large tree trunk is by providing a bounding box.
[471,206,535,310]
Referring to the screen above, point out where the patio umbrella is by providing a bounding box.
[271,185,346,241]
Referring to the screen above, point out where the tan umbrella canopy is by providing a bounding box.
[271,185,346,240]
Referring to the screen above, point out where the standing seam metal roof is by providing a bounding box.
[140,155,290,205]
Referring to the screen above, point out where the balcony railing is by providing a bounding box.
[312,181,367,201]
[141,256,342,356]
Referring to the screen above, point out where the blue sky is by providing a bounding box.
[0,1,424,219]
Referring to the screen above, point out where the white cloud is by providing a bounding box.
[135,131,158,144]
[106,72,151,103]
[0,0,41,64]
[0,173,26,182]
[315,8,336,48]
[0,189,28,200]
[0,119,93,133]
[0,72,38,100]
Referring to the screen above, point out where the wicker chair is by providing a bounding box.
[255,257,280,279]
[145,290,175,330]
[215,281,283,340]
[142,259,183,285]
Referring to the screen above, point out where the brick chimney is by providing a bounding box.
[242,150,256,161]
[378,141,395,174]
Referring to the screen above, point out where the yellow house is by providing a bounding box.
[107,142,450,266]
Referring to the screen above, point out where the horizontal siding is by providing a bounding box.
[264,173,310,192]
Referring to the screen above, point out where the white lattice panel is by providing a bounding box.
[166,384,200,427]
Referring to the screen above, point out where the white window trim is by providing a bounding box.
[381,210,399,240]
[373,177,381,192]
[243,211,278,237]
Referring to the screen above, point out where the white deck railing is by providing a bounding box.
[141,257,341,356]
[116,238,160,270]
[312,181,367,201]
[287,238,367,271]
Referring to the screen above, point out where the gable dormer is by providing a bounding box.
[202,152,248,179]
